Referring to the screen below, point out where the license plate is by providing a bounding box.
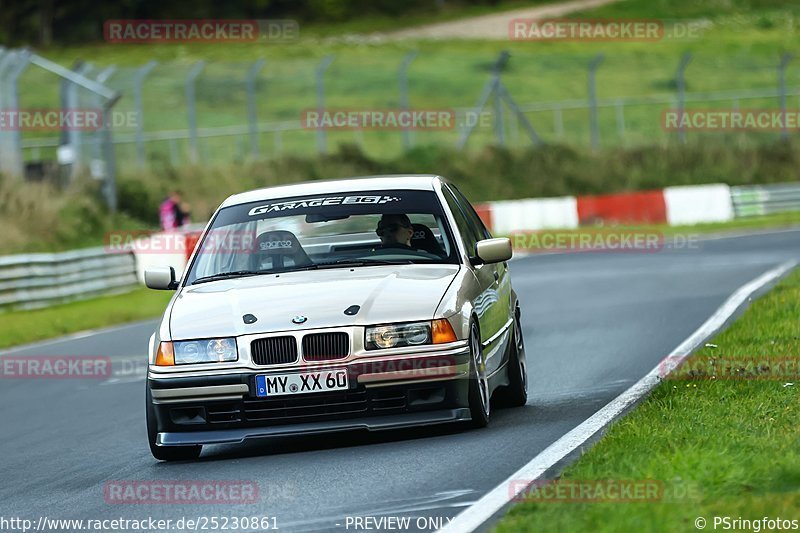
[255,369,349,398]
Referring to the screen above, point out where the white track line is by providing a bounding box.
[439,260,798,533]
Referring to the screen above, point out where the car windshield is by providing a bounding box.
[185,189,459,284]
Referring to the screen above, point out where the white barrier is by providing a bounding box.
[664,184,734,225]
[131,232,191,284]
[489,196,579,234]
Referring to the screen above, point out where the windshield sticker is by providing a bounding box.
[248,195,401,216]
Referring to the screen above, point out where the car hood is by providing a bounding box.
[168,264,460,339]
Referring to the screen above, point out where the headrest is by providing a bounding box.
[255,230,303,255]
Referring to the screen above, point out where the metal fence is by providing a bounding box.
[731,183,800,217]
[0,48,122,208]
[2,47,800,207]
[0,247,138,311]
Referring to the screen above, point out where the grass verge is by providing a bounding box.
[495,267,800,532]
[0,288,173,350]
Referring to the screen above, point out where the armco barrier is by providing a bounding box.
[731,183,800,217]
[0,247,138,311]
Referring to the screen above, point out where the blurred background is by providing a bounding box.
[1,0,799,257]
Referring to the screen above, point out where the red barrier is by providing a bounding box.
[474,203,494,232]
[184,231,202,261]
[576,190,667,225]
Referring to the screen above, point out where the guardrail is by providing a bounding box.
[731,183,800,217]
[0,247,138,311]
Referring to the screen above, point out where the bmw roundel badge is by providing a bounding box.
[292,315,308,325]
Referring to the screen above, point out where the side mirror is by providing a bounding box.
[144,266,178,290]
[474,238,513,265]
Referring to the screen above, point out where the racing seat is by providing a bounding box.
[410,223,446,257]
[253,230,313,271]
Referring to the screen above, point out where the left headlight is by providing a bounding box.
[156,338,238,366]
[365,319,457,350]
[366,322,431,350]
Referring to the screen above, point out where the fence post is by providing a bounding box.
[778,53,793,141]
[92,65,116,177]
[60,61,92,181]
[553,106,563,139]
[675,52,692,144]
[246,58,266,157]
[133,60,157,168]
[398,51,417,150]
[456,51,509,150]
[494,71,505,146]
[615,100,626,140]
[315,55,334,155]
[100,92,122,212]
[1,50,31,178]
[185,60,205,163]
[0,48,11,176]
[588,53,604,150]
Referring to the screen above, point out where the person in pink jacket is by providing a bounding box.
[159,190,191,231]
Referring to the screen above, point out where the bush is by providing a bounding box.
[3,139,800,254]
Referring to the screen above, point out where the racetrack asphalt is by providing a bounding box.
[1,228,798,532]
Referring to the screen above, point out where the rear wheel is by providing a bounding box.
[467,323,491,428]
[146,386,202,461]
[495,307,528,408]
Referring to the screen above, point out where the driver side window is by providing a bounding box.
[442,187,480,256]
[450,185,492,240]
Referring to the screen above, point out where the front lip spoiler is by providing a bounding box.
[156,408,471,446]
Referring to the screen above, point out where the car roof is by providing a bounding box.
[220,175,446,208]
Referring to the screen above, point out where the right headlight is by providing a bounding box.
[365,319,457,350]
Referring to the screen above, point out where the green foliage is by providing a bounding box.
[0,288,173,349]
[4,140,800,255]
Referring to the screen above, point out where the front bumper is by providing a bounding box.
[149,348,471,445]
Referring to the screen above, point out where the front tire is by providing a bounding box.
[467,323,491,428]
[146,386,202,461]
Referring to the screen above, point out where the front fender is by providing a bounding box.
[434,266,480,340]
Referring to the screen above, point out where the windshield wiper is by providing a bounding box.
[192,270,264,285]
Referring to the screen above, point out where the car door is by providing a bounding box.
[449,185,513,375]
[441,186,504,372]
